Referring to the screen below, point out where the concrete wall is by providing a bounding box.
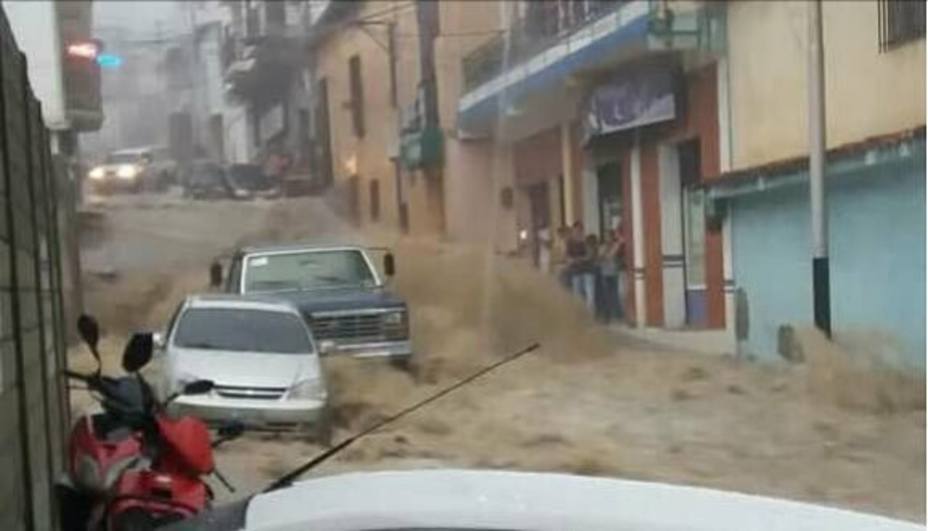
[4,0,67,130]
[727,0,925,170]
[730,143,926,367]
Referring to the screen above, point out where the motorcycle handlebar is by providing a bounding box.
[64,370,90,382]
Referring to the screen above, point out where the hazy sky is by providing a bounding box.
[93,0,184,38]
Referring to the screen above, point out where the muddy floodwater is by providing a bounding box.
[71,193,925,522]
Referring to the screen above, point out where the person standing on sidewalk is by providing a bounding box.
[567,222,596,312]
[551,226,571,289]
[598,230,621,322]
[614,223,627,321]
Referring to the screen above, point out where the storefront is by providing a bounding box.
[581,59,725,330]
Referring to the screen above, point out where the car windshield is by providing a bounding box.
[106,153,139,164]
[243,250,377,292]
[173,308,313,354]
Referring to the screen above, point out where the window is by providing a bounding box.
[173,308,312,354]
[370,179,381,221]
[243,250,377,293]
[265,0,286,34]
[879,0,925,51]
[348,55,365,137]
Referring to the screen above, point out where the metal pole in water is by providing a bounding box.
[808,0,831,336]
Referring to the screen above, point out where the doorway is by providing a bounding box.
[679,139,707,327]
[596,162,622,237]
[526,182,551,269]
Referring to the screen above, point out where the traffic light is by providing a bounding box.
[62,38,103,131]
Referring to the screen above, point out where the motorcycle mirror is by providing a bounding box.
[77,314,100,352]
[183,379,215,395]
[77,315,102,372]
[217,420,245,439]
[122,333,154,373]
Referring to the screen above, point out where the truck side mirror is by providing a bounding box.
[383,253,395,277]
[209,260,223,288]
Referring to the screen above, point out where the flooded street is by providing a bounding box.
[72,193,925,522]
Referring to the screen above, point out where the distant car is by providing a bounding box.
[217,243,413,369]
[159,295,330,440]
[184,159,235,200]
[226,163,281,199]
[87,146,176,194]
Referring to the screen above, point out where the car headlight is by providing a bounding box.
[88,166,105,180]
[117,164,138,179]
[383,310,405,325]
[288,379,326,400]
[383,310,408,340]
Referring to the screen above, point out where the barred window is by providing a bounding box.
[879,0,926,52]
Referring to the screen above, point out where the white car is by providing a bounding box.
[166,469,924,530]
[159,295,330,441]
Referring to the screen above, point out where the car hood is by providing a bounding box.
[241,470,923,531]
[97,163,134,170]
[263,287,405,315]
[169,348,320,388]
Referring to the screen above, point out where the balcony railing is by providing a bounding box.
[462,0,625,93]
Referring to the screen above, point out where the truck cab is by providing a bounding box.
[218,244,412,368]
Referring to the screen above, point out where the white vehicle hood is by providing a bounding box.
[244,469,923,531]
[170,347,319,389]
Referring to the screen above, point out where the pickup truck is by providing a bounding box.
[214,244,412,369]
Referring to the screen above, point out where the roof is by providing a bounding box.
[239,242,367,255]
[710,127,925,186]
[184,294,300,313]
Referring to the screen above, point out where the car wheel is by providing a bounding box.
[389,355,413,374]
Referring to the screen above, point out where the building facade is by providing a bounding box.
[708,0,925,366]
[455,0,729,329]
[303,0,924,366]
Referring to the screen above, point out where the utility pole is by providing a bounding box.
[808,0,830,336]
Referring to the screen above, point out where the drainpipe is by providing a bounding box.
[808,0,831,336]
[560,122,574,224]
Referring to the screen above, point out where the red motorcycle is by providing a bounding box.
[59,315,242,530]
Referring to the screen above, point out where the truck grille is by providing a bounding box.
[309,311,406,345]
[214,384,286,400]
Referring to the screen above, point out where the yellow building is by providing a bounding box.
[725,0,925,171]
[308,0,502,238]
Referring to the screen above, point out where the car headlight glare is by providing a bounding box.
[88,167,105,180]
[117,164,138,179]
[289,379,326,400]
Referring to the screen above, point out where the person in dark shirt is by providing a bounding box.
[566,221,596,312]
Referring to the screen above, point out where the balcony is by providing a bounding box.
[458,0,723,137]
[222,1,309,104]
[463,0,624,93]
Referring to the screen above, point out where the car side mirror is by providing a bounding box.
[209,260,223,288]
[383,253,395,277]
[122,333,154,373]
[183,379,214,395]
[319,340,339,356]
